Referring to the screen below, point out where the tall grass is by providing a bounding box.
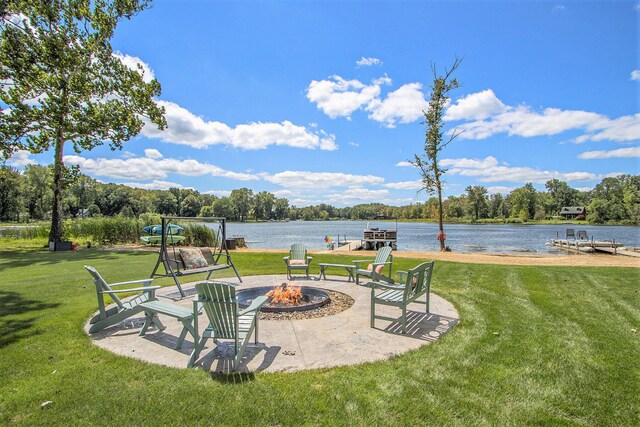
[65,216,142,244]
[180,222,219,247]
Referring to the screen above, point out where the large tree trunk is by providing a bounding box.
[437,185,445,251]
[48,133,65,243]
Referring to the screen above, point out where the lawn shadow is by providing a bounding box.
[378,312,458,341]
[0,248,153,271]
[0,290,60,347]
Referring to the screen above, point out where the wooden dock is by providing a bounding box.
[334,240,363,251]
[551,239,624,255]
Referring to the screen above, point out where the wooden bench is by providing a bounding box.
[139,300,197,349]
[317,263,355,282]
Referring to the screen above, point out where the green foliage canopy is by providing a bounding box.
[0,0,166,240]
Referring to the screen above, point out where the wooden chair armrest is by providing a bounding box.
[109,278,155,287]
[100,285,161,294]
[353,259,373,268]
[371,261,392,267]
[239,295,268,316]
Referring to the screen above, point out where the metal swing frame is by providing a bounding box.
[150,216,242,297]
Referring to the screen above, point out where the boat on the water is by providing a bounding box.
[363,216,397,250]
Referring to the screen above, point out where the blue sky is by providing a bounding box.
[9,0,640,207]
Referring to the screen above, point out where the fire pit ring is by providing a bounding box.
[236,285,331,313]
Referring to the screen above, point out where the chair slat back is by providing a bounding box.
[290,243,307,261]
[404,261,434,299]
[84,265,125,309]
[374,246,393,264]
[195,281,238,339]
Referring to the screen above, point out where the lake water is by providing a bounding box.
[227,221,640,254]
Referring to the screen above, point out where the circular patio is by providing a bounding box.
[86,275,459,373]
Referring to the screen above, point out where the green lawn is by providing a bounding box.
[0,246,638,425]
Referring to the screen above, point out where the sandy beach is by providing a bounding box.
[238,248,640,268]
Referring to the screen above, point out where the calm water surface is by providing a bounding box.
[226,221,640,254]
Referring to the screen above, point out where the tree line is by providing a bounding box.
[0,165,637,225]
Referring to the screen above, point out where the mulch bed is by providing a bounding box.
[258,290,355,321]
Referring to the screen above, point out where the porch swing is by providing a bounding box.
[150,216,242,297]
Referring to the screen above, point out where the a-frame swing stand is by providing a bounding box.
[150,216,242,297]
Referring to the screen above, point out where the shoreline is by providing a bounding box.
[98,244,639,268]
[236,247,640,268]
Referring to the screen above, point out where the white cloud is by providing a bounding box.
[395,161,414,167]
[326,187,389,203]
[122,180,189,190]
[574,114,640,143]
[6,150,37,167]
[204,190,232,197]
[578,146,640,159]
[384,180,423,190]
[487,186,516,194]
[442,156,601,184]
[64,155,258,182]
[631,70,640,81]
[356,57,383,67]
[114,52,155,83]
[447,90,639,143]
[144,148,163,159]
[366,83,428,128]
[142,100,337,151]
[306,75,384,119]
[306,74,430,127]
[262,170,384,189]
[445,89,508,121]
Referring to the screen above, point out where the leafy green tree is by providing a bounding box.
[0,1,166,242]
[254,191,275,220]
[64,173,98,217]
[212,197,235,219]
[181,194,201,217]
[230,188,253,221]
[588,176,629,223]
[465,185,488,220]
[545,179,578,215]
[273,197,289,220]
[153,191,178,215]
[488,193,508,219]
[509,183,537,219]
[97,183,132,216]
[413,58,462,251]
[0,165,22,220]
[23,164,53,220]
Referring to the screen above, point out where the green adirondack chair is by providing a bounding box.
[354,246,393,285]
[370,260,434,334]
[188,281,267,371]
[85,265,161,333]
[283,243,313,279]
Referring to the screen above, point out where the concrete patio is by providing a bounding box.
[86,275,459,373]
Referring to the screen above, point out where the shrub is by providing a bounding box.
[181,223,218,247]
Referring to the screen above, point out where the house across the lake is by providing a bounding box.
[559,206,587,220]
